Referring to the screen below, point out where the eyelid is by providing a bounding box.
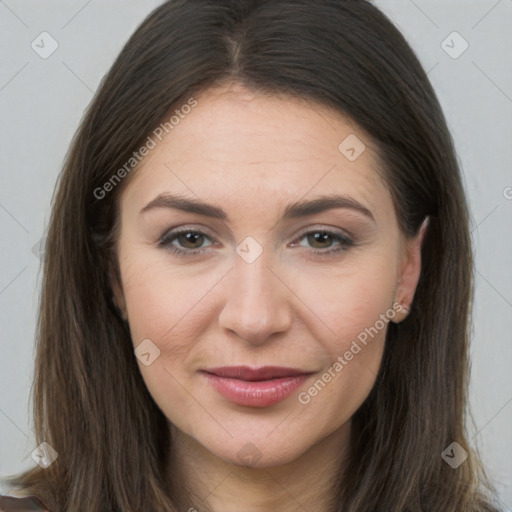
[289,226,355,256]
[292,224,355,243]
[158,223,232,246]
[158,225,217,247]
[159,224,216,240]
[158,223,354,246]
[158,224,355,258]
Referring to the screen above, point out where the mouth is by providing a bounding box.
[203,365,312,380]
[199,366,315,407]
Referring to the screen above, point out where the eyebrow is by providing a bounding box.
[140,193,375,223]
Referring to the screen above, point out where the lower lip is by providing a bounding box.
[201,372,312,407]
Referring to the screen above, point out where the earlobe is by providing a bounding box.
[392,216,429,324]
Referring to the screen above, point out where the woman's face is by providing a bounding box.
[113,82,423,468]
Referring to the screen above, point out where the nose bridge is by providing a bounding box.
[217,241,292,344]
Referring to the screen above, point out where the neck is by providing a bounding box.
[168,422,351,512]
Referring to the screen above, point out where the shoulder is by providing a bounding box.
[0,493,49,511]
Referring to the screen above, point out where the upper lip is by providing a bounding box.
[202,366,313,381]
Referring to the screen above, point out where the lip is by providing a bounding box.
[204,365,311,380]
[200,366,314,407]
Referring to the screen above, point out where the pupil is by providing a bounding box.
[181,232,203,248]
[309,232,331,248]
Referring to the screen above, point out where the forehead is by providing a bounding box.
[120,83,392,221]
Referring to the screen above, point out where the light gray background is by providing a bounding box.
[1,0,511,507]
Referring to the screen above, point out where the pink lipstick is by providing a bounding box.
[200,366,313,407]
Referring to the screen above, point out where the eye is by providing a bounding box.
[292,228,354,256]
[158,226,355,257]
[158,228,213,256]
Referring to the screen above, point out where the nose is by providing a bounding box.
[217,246,293,346]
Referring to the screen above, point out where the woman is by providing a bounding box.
[0,0,503,510]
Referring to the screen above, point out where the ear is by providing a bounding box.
[392,216,429,323]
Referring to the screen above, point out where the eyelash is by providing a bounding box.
[157,227,355,257]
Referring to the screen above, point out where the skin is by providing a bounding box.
[112,81,427,512]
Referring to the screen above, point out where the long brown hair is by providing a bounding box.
[2,0,502,510]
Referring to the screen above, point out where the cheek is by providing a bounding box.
[119,235,398,437]
[292,254,396,417]
[296,292,391,430]
[118,251,224,410]
[119,258,206,427]
[289,250,397,350]
[119,249,219,349]
[121,263,173,346]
